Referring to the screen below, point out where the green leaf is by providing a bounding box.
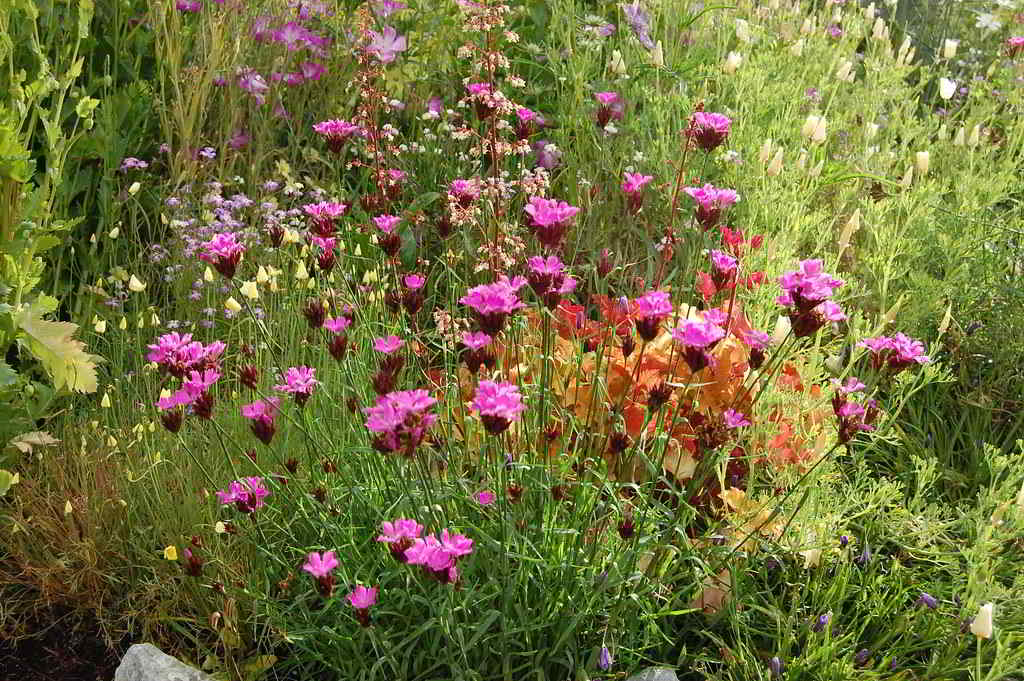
[75,96,99,119]
[15,300,102,393]
[0,361,17,388]
[0,470,17,497]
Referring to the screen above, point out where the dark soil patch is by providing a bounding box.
[0,608,124,681]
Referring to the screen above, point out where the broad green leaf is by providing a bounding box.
[15,301,102,393]
[0,470,17,497]
[0,361,16,388]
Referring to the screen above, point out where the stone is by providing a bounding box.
[626,667,680,681]
[114,643,212,681]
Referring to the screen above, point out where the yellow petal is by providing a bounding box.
[163,545,178,561]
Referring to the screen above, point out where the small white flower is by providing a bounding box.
[976,13,1002,32]
[970,603,994,639]
[939,77,957,100]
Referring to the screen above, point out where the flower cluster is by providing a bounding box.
[460,276,528,335]
[523,197,580,250]
[471,380,527,434]
[859,333,930,374]
[147,333,226,378]
[363,389,438,455]
[777,259,845,337]
[216,476,271,513]
[683,184,739,230]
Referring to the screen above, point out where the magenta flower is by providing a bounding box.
[460,276,528,335]
[524,197,579,250]
[236,69,269,105]
[858,333,930,373]
[1007,36,1024,57]
[367,26,407,64]
[632,290,674,341]
[404,529,474,584]
[594,91,625,128]
[347,585,379,626]
[215,476,270,513]
[688,112,732,152]
[672,319,725,372]
[364,389,438,455]
[303,201,348,236]
[474,490,496,506]
[526,255,568,296]
[472,380,526,435]
[448,178,481,207]
[303,550,339,598]
[176,0,202,12]
[462,331,492,351]
[777,260,845,338]
[377,518,424,562]
[372,0,406,17]
[274,366,318,406]
[373,335,404,354]
[156,368,221,416]
[119,157,149,172]
[147,333,226,378]
[832,396,879,444]
[373,214,401,234]
[622,172,654,214]
[833,377,867,395]
[241,397,281,444]
[403,273,426,290]
[313,119,363,152]
[742,329,774,369]
[199,233,245,278]
[324,316,351,334]
[302,550,339,578]
[300,61,326,81]
[683,184,739,230]
[724,409,752,428]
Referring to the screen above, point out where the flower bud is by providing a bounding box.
[900,165,914,188]
[872,17,887,41]
[723,51,743,74]
[802,114,827,144]
[240,280,260,300]
[789,38,805,56]
[914,151,930,176]
[953,125,966,146]
[967,124,981,148]
[759,138,774,164]
[609,50,627,77]
[970,602,994,639]
[735,18,751,43]
[651,40,664,68]
[128,275,146,292]
[766,148,784,176]
[938,77,956,100]
[942,39,959,59]
[225,297,242,313]
[836,59,854,82]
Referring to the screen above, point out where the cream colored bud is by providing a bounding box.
[609,49,628,77]
[789,38,805,56]
[904,47,915,65]
[159,388,172,401]
[937,123,948,141]
[797,150,808,169]
[809,159,824,177]
[282,228,300,245]
[939,77,956,100]
[759,139,774,164]
[942,39,959,59]
[295,261,309,281]
[914,151,930,176]
[900,165,914,188]
[802,115,827,144]
[866,123,879,141]
[872,17,887,41]
[101,392,111,408]
[836,60,854,82]
[119,316,127,330]
[968,124,981,148]
[838,209,861,253]
[766,148,784,176]
[224,297,242,313]
[108,227,120,240]
[897,37,911,62]
[94,319,107,334]
[239,280,259,300]
[970,603,994,639]
[723,51,743,74]
[204,266,215,282]
[128,275,146,292]
[800,17,814,35]
[864,2,876,20]
[651,40,665,68]
[150,313,160,326]
[128,181,141,195]
[735,18,751,43]
[256,265,269,284]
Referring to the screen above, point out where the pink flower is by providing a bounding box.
[156,368,221,412]
[672,319,725,372]
[373,214,402,234]
[371,0,406,17]
[146,333,226,378]
[347,584,379,610]
[300,61,326,81]
[236,69,269,105]
[724,409,751,428]
[448,178,481,207]
[404,529,474,583]
[364,389,438,454]
[632,290,674,341]
[373,335,404,354]
[274,366,318,406]
[474,490,497,506]
[324,316,351,334]
[858,333,930,373]
[688,112,732,152]
[622,172,654,195]
[460,276,528,334]
[366,26,407,64]
[832,395,879,444]
[403,273,426,290]
[472,380,526,435]
[462,331,492,351]
[313,119,363,152]
[199,233,245,278]
[176,0,202,12]
[215,476,270,513]
[833,377,867,394]
[524,197,579,249]
[683,184,739,229]
[594,92,625,128]
[377,518,424,562]
[303,201,348,236]
[302,550,339,578]
[1007,36,1024,57]
[241,397,281,444]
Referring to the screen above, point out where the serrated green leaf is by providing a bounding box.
[15,300,102,393]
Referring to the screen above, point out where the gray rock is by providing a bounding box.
[626,667,679,681]
[114,643,212,681]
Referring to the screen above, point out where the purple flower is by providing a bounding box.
[622,2,654,49]
[347,585,378,614]
[371,0,406,18]
[472,380,526,435]
[237,69,269,105]
[833,377,866,394]
[313,119,363,152]
[120,157,149,172]
[302,550,339,578]
[916,592,939,609]
[672,318,725,372]
[594,91,625,128]
[366,26,407,64]
[364,389,438,454]
[241,398,281,444]
[632,290,674,341]
[524,197,579,249]
[598,646,613,671]
[403,273,426,290]
[373,214,402,234]
[858,333,930,373]
[377,518,424,561]
[300,61,327,81]
[724,409,751,428]
[462,332,492,351]
[474,490,496,506]
[460,276,528,335]
[683,184,739,229]
[176,0,202,12]
[216,476,270,513]
[689,112,732,152]
[532,139,562,170]
[274,366,318,406]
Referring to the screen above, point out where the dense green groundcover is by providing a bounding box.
[1,1,1023,680]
